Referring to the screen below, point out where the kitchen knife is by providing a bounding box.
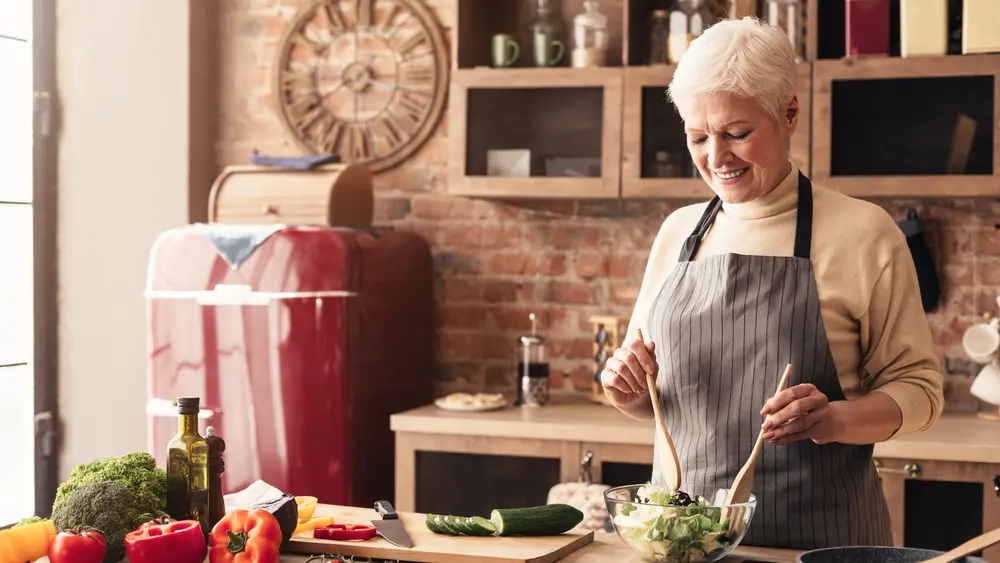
[372,500,414,548]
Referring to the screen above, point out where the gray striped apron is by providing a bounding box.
[648,172,893,550]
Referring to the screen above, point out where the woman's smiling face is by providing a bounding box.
[685,92,798,204]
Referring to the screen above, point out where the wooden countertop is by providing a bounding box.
[390,392,1000,464]
[278,529,800,563]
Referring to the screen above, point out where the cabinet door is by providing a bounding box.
[875,458,1000,560]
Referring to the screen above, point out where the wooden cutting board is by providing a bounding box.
[286,504,595,563]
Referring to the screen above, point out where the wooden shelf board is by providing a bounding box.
[452,67,623,89]
[823,175,1000,198]
[446,176,616,199]
[813,53,1000,83]
[621,178,712,199]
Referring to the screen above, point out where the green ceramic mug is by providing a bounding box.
[492,34,520,67]
[533,32,564,66]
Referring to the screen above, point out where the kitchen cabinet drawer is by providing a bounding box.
[875,457,1000,560]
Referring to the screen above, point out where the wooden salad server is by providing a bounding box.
[637,329,681,492]
[720,362,793,531]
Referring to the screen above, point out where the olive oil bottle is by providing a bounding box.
[166,397,210,536]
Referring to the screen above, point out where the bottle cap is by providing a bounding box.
[176,397,201,415]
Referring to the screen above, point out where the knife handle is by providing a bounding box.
[375,500,398,519]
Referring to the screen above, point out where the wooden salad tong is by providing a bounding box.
[637,329,682,492]
[720,362,793,530]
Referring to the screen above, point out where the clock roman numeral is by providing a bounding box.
[401,65,434,87]
[281,68,314,92]
[394,31,428,60]
[317,115,344,153]
[378,3,400,35]
[286,93,320,119]
[350,125,373,160]
[376,113,406,149]
[295,104,327,131]
[396,92,429,122]
[356,0,373,28]
[322,2,347,34]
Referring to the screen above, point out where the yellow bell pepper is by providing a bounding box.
[293,515,335,536]
[0,519,57,563]
[295,495,318,523]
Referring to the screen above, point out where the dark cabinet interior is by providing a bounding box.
[465,87,604,178]
[640,85,696,179]
[415,451,560,516]
[830,75,995,177]
[903,479,985,557]
[601,461,654,487]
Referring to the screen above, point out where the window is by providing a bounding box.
[0,0,35,526]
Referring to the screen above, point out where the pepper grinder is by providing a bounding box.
[205,426,226,530]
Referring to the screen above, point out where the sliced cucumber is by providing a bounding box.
[435,515,461,536]
[443,515,467,535]
[425,513,442,533]
[489,504,584,537]
[467,516,497,536]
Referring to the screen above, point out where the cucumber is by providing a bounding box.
[425,513,442,533]
[489,504,584,537]
[468,516,497,536]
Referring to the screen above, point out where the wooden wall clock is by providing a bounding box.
[274,0,449,173]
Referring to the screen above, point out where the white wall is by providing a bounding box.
[56,0,190,478]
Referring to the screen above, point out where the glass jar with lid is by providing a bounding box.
[571,1,608,68]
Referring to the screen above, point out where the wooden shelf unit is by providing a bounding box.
[447,67,623,199]
[447,0,1000,200]
[811,54,1000,198]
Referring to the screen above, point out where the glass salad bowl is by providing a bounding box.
[604,483,757,563]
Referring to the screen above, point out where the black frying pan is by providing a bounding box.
[797,547,986,563]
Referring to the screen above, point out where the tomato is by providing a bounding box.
[48,527,107,563]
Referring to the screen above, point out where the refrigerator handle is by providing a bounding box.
[146,398,221,419]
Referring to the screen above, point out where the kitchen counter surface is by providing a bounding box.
[391,392,1000,464]
[278,531,801,562]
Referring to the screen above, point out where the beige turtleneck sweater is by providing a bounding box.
[627,163,944,438]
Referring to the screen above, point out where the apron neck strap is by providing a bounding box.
[678,170,814,262]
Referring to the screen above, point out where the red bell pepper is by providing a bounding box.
[124,517,208,563]
[313,523,377,542]
[48,527,106,563]
[209,509,283,563]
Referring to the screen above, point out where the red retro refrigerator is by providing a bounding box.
[144,224,435,507]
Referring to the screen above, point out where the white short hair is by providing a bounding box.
[667,17,797,124]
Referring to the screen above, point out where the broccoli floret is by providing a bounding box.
[54,452,167,527]
[52,482,133,563]
[14,515,45,527]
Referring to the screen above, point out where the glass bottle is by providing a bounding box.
[667,0,694,63]
[166,397,210,537]
[689,0,718,40]
[649,9,670,64]
[766,0,804,60]
[529,0,564,67]
[572,1,608,68]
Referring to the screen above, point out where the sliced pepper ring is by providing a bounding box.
[313,523,378,542]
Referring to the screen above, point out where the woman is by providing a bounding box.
[601,18,943,550]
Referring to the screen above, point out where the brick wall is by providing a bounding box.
[214,0,996,412]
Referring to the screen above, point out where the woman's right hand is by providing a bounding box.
[600,337,657,408]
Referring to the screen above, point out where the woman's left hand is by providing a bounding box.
[760,384,842,445]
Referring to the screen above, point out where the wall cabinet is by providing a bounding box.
[875,457,1000,561]
[446,1,1000,200]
